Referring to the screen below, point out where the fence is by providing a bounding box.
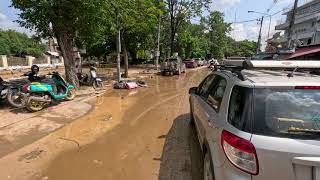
[33,56,48,64]
[0,55,64,69]
[7,57,28,67]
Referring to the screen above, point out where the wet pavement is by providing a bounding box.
[0,68,209,180]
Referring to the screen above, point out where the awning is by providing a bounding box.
[286,46,320,59]
[45,51,60,57]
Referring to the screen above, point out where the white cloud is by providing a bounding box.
[230,18,281,51]
[230,23,247,41]
[0,13,7,22]
[0,12,33,35]
[211,0,241,11]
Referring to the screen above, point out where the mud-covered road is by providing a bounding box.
[39,68,209,180]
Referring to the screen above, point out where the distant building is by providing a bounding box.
[275,0,320,46]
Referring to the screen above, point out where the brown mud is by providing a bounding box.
[0,68,209,180]
[41,69,209,180]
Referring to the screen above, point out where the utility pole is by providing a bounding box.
[267,15,272,39]
[155,14,161,71]
[288,0,299,48]
[257,16,264,54]
[116,9,121,82]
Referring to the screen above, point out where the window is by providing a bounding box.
[198,74,216,99]
[228,86,252,132]
[253,89,320,139]
[207,77,227,111]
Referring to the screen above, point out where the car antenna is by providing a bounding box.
[287,67,298,78]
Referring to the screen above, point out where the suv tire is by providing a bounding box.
[204,151,215,180]
[190,105,195,126]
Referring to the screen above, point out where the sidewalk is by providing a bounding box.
[0,94,93,158]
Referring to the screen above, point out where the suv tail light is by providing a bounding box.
[295,86,320,89]
[221,130,259,175]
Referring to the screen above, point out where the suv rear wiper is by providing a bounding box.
[288,127,320,134]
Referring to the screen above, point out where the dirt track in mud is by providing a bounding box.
[36,68,209,180]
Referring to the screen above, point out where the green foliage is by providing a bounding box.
[177,22,208,59]
[204,11,231,60]
[11,0,255,65]
[165,0,212,55]
[225,37,257,57]
[0,30,46,57]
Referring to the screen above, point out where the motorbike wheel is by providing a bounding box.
[65,88,76,101]
[0,98,7,105]
[26,96,44,112]
[93,81,103,90]
[7,88,26,108]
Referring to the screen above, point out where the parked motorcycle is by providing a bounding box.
[77,66,103,90]
[24,72,76,112]
[0,77,9,104]
[6,65,43,108]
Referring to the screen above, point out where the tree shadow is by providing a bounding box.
[158,114,203,180]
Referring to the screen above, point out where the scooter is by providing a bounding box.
[77,66,103,90]
[24,72,76,112]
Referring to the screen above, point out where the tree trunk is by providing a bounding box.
[121,33,129,78]
[56,31,79,87]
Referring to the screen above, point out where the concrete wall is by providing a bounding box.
[0,55,64,70]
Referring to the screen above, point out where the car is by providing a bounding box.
[184,59,198,68]
[160,57,186,75]
[195,58,204,66]
[189,60,320,180]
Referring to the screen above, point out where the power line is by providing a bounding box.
[267,0,278,12]
[230,18,260,24]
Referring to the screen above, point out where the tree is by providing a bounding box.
[225,37,257,58]
[113,0,158,77]
[177,22,208,59]
[0,30,46,57]
[11,0,108,86]
[205,11,231,60]
[165,0,211,55]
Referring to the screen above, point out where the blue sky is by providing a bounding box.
[0,0,309,42]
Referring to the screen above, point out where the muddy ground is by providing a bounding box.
[0,68,209,180]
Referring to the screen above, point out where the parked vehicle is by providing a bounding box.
[24,72,76,112]
[184,59,198,68]
[189,60,320,180]
[160,57,186,76]
[77,65,103,90]
[195,58,204,66]
[6,65,44,108]
[207,59,220,71]
[0,77,9,104]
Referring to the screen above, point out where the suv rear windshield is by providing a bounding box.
[253,88,320,139]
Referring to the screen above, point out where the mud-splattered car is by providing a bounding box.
[160,57,186,76]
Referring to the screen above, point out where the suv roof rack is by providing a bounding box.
[224,60,320,69]
[217,65,246,81]
[218,60,320,81]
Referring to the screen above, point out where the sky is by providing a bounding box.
[213,0,312,43]
[0,0,311,42]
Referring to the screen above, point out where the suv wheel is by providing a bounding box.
[204,152,214,180]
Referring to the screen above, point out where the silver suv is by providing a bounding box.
[189,60,320,180]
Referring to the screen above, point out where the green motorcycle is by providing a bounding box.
[23,72,76,112]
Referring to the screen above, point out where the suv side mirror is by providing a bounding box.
[189,87,198,94]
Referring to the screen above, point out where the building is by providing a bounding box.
[275,0,320,46]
